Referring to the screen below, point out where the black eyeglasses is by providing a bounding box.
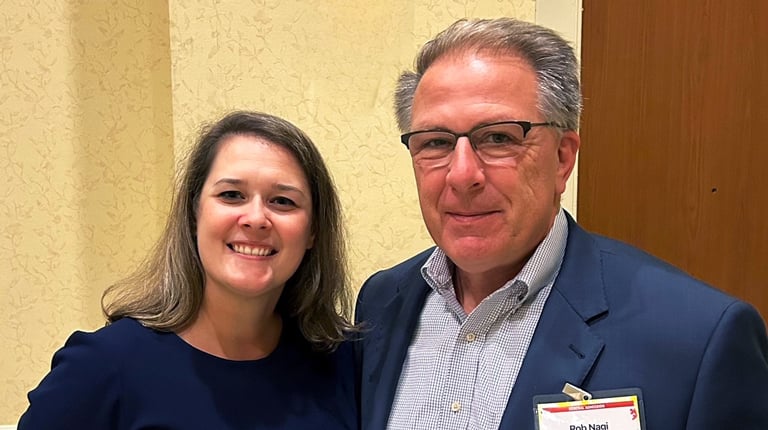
[401,120,561,167]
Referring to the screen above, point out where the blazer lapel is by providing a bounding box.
[500,215,609,428]
[364,274,431,430]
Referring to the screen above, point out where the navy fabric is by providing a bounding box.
[19,318,356,430]
[355,212,768,430]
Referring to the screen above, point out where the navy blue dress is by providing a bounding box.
[18,318,357,429]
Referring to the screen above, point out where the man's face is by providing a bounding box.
[409,52,579,284]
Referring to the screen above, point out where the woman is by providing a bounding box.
[18,111,357,429]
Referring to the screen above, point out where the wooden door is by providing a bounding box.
[578,0,768,319]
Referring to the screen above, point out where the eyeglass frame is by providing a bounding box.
[400,120,562,151]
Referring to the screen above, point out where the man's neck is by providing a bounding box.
[453,265,523,314]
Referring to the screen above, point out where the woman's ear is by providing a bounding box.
[306,232,315,250]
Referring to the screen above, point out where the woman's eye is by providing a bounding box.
[218,190,244,201]
[271,196,297,207]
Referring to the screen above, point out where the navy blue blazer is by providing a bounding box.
[355,214,768,429]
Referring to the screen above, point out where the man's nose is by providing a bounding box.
[445,136,486,191]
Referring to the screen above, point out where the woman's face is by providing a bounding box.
[195,134,314,307]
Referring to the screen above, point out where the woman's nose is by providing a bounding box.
[239,200,271,230]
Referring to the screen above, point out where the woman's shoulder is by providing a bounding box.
[63,317,157,357]
[17,318,155,429]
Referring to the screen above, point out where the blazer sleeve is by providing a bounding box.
[18,330,122,429]
[686,300,768,429]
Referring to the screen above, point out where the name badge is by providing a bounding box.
[533,385,645,430]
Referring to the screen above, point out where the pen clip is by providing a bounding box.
[562,382,592,401]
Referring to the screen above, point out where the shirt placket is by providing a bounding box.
[439,291,508,430]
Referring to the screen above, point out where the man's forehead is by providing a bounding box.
[427,46,530,70]
[413,53,539,104]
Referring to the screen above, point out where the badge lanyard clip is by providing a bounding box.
[562,382,592,401]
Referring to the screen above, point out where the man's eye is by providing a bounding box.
[420,138,454,149]
[479,132,518,145]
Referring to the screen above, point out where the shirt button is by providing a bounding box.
[451,401,461,412]
[465,333,477,342]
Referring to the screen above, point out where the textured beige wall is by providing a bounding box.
[1,0,540,424]
[168,0,535,291]
[0,0,173,423]
[537,0,582,215]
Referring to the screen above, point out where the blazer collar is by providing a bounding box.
[500,213,609,427]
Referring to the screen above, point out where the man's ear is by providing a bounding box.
[556,130,581,195]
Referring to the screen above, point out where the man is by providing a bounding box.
[355,17,768,430]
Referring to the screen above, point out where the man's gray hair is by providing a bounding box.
[394,18,582,132]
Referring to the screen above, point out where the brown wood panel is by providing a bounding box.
[578,0,768,319]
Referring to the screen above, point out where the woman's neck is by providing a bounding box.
[177,294,283,361]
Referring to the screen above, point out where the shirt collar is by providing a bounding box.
[421,208,569,303]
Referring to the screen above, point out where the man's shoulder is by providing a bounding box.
[591,232,706,282]
[356,248,433,311]
[574,226,737,307]
[367,247,434,283]
[566,219,701,280]
[561,225,765,364]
